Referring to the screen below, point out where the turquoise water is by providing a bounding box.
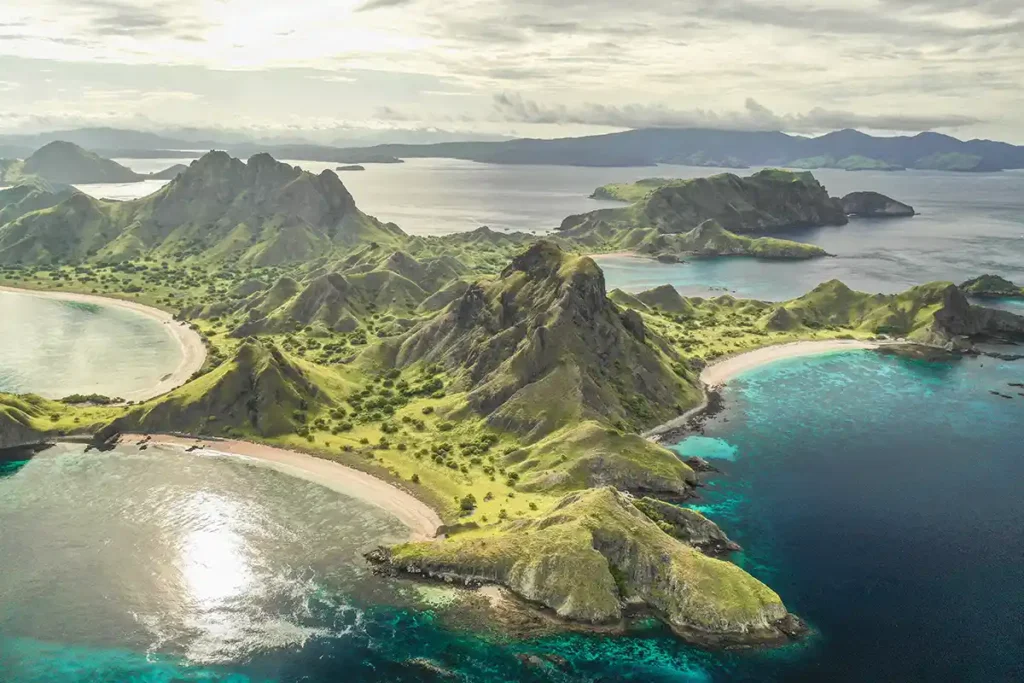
[0,291,182,399]
[2,351,1022,681]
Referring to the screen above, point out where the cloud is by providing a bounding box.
[354,0,415,12]
[492,93,982,133]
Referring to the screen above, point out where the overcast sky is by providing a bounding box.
[1,0,1022,143]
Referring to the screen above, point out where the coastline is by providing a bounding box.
[119,434,443,541]
[645,339,886,441]
[0,285,207,402]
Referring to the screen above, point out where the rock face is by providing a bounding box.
[634,497,741,557]
[0,395,49,449]
[960,274,1024,298]
[0,151,406,266]
[930,284,1024,343]
[372,487,796,646]
[840,191,915,218]
[390,241,701,439]
[21,141,143,184]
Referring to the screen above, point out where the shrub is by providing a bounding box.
[459,494,477,511]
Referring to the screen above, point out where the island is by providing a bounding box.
[3,151,1023,648]
[960,274,1024,298]
[1,141,198,186]
[840,191,915,218]
[336,165,366,172]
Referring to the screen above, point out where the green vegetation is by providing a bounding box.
[960,274,1024,298]
[6,150,1020,646]
[567,170,846,262]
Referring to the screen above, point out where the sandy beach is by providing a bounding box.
[0,285,206,402]
[644,339,885,439]
[120,434,443,541]
[700,339,884,386]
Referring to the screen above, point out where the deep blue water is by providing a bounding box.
[3,351,1021,682]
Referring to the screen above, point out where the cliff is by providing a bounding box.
[371,487,798,646]
[0,395,50,449]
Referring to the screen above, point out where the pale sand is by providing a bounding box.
[645,339,886,439]
[0,285,206,402]
[120,434,443,541]
[700,339,883,386]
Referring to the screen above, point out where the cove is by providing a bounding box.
[0,288,204,401]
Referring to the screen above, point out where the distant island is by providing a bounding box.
[336,164,366,171]
[0,140,187,186]
[960,274,1024,298]
[4,126,1023,173]
[2,150,1022,648]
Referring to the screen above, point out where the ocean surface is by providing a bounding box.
[0,290,182,399]
[3,352,1021,682]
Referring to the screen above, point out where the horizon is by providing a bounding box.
[1,1,1022,145]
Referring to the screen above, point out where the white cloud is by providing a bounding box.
[0,0,1021,141]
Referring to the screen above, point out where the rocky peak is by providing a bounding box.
[501,240,566,279]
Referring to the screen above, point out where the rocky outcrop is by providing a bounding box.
[930,284,1024,343]
[840,191,915,218]
[370,487,798,646]
[634,497,741,557]
[0,395,49,449]
[959,274,1024,299]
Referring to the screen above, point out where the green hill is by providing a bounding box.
[565,170,845,261]
[960,274,1024,298]
[0,151,406,266]
[389,241,701,439]
[20,141,144,184]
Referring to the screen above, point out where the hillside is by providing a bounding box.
[0,151,406,266]
[556,171,845,261]
[19,141,144,184]
[373,487,798,645]
[389,241,701,439]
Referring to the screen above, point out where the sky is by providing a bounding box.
[0,0,1022,144]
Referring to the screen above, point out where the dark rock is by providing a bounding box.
[683,456,719,473]
[633,497,741,557]
[840,191,915,218]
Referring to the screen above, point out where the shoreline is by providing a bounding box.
[0,285,207,402]
[645,339,887,440]
[119,434,442,541]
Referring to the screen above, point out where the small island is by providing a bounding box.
[960,274,1024,298]
[336,164,366,172]
[840,191,915,218]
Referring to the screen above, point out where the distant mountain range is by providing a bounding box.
[3,127,1024,174]
[335,128,1024,172]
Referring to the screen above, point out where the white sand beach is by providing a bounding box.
[120,434,443,541]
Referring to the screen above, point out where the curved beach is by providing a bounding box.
[700,339,883,386]
[120,434,443,541]
[645,339,884,439]
[0,285,206,402]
